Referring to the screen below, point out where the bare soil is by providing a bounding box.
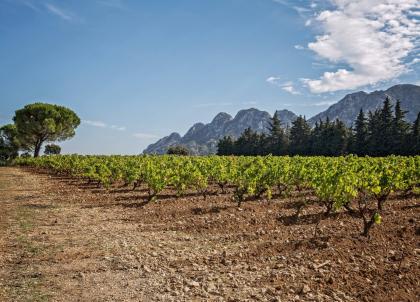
[0,167,419,302]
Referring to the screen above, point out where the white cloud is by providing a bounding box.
[409,57,420,65]
[313,100,337,106]
[83,120,107,128]
[294,44,305,50]
[304,0,420,93]
[281,83,301,95]
[110,125,126,131]
[267,76,281,86]
[272,0,313,19]
[15,0,40,12]
[83,120,126,131]
[45,3,73,21]
[266,77,301,95]
[266,76,282,85]
[132,133,159,139]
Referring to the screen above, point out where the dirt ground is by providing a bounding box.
[0,167,419,302]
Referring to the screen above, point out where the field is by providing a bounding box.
[0,156,419,301]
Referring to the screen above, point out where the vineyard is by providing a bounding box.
[15,154,420,236]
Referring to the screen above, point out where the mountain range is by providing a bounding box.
[143,84,420,155]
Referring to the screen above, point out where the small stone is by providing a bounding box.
[300,284,311,294]
[142,265,152,273]
[188,280,200,287]
[206,282,217,292]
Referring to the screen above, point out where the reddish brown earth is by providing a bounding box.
[0,167,419,302]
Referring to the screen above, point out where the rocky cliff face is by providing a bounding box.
[143,108,298,155]
[308,84,420,126]
[142,132,181,155]
[144,84,419,155]
[275,109,299,128]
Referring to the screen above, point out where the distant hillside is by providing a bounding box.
[144,84,419,155]
[308,84,420,126]
[143,109,298,155]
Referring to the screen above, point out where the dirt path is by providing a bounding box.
[0,167,419,302]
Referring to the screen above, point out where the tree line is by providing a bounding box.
[217,98,420,156]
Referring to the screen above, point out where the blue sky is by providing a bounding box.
[1,0,419,154]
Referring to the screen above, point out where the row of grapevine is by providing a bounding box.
[15,155,419,236]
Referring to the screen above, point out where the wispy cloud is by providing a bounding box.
[266,77,301,95]
[272,0,314,18]
[83,120,107,128]
[132,133,159,139]
[281,83,301,95]
[294,44,305,50]
[266,76,282,85]
[5,1,78,21]
[14,0,40,12]
[110,125,126,131]
[302,0,420,93]
[45,3,73,21]
[83,120,126,131]
[313,100,337,107]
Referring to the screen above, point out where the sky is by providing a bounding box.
[0,0,419,154]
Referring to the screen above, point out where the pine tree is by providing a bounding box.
[289,116,311,155]
[310,121,324,155]
[267,112,288,155]
[378,97,394,155]
[409,112,420,155]
[268,111,282,138]
[353,109,368,155]
[235,128,261,155]
[367,110,380,155]
[392,100,410,155]
[330,120,349,155]
[217,136,235,155]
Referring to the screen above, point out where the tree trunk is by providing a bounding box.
[362,218,375,237]
[34,141,43,157]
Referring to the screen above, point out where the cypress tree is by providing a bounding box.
[217,136,235,155]
[353,109,368,155]
[267,112,288,155]
[331,120,349,156]
[310,121,324,155]
[378,97,394,155]
[409,112,420,155]
[290,116,311,155]
[367,110,380,155]
[235,128,261,155]
[392,100,410,154]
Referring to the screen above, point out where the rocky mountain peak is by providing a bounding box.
[211,112,232,124]
[144,108,298,155]
[143,83,419,155]
[308,84,419,126]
